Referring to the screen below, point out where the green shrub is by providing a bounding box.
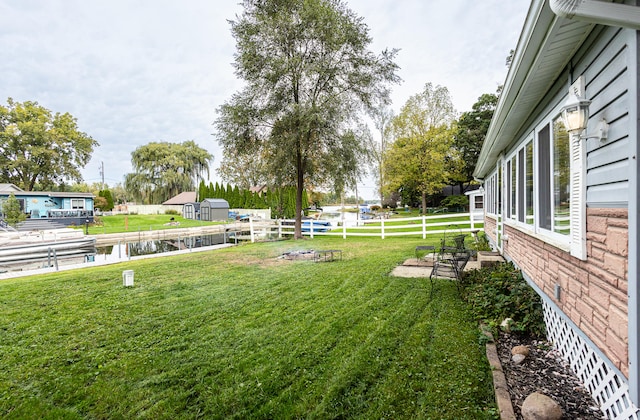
[460,262,546,338]
[470,232,492,252]
[165,209,179,215]
[440,195,468,209]
[2,193,26,227]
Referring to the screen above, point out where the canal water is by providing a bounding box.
[94,233,228,262]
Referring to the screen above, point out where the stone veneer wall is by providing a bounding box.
[501,208,629,376]
[484,216,497,244]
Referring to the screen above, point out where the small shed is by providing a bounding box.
[200,198,229,221]
[183,202,201,220]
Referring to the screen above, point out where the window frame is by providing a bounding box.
[71,199,85,210]
[497,104,584,256]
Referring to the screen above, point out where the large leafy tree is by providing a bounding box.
[217,148,271,191]
[215,0,399,238]
[124,141,212,204]
[368,105,394,206]
[383,83,457,212]
[0,98,98,191]
[453,92,498,191]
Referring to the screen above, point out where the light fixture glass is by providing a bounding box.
[561,92,591,134]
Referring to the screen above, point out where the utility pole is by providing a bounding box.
[99,161,105,190]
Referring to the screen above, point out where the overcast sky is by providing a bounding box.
[0,0,529,200]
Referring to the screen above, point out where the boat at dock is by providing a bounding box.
[0,228,96,273]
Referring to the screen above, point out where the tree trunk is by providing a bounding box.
[294,145,304,239]
[421,190,427,215]
[378,161,384,206]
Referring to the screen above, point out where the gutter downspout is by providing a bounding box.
[551,0,640,406]
[550,0,640,29]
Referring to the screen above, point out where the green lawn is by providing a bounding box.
[86,214,224,234]
[1,237,497,419]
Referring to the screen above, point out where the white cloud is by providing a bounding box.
[0,0,528,198]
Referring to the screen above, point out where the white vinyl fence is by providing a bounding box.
[241,212,484,242]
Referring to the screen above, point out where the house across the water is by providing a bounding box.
[0,184,94,227]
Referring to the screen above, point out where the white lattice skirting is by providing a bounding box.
[543,301,639,419]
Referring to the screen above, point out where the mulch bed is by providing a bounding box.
[496,332,605,419]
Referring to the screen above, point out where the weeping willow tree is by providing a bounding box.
[124,141,212,204]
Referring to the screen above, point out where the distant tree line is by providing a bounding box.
[198,181,308,219]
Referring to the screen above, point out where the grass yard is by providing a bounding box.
[1,237,497,419]
[86,214,223,235]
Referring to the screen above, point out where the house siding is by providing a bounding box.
[503,208,629,376]
[484,215,497,244]
[580,27,631,207]
[480,21,638,412]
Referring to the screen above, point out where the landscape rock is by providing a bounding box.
[501,317,514,332]
[497,334,603,419]
[512,353,527,364]
[512,345,530,356]
[521,392,563,420]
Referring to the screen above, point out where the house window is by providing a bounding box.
[487,103,583,258]
[510,156,517,219]
[517,148,525,222]
[485,175,492,214]
[552,118,570,235]
[71,199,85,210]
[505,159,511,218]
[538,124,552,230]
[525,141,534,225]
[536,119,571,236]
[497,162,502,215]
[475,195,483,209]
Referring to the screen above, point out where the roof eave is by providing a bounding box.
[474,0,595,178]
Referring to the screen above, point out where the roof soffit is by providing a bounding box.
[475,1,595,177]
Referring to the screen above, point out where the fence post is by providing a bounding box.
[470,212,475,230]
[381,219,385,239]
[249,217,255,243]
[278,219,282,239]
[342,220,347,239]
[422,215,427,239]
[309,220,314,239]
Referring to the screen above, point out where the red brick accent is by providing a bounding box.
[486,207,628,375]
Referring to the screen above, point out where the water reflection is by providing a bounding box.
[96,234,227,260]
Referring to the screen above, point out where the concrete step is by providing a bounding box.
[477,251,505,268]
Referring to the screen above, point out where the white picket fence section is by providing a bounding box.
[242,212,484,242]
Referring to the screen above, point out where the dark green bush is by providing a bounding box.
[440,194,469,209]
[460,262,546,338]
[165,209,180,215]
[469,232,492,252]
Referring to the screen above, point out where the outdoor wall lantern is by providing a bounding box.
[560,76,609,142]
